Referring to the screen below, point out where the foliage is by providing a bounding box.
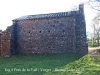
[88,45,100,49]
[87,12,100,47]
[86,0,100,11]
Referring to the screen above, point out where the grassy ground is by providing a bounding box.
[0,53,100,75]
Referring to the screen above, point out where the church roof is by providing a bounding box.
[13,11,77,21]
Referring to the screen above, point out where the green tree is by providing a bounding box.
[92,13,100,46]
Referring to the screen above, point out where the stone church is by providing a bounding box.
[0,4,88,56]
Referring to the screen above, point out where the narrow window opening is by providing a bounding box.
[63,30,65,32]
[48,30,50,33]
[39,31,41,33]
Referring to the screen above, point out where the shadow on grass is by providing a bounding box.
[44,54,100,75]
[0,53,89,75]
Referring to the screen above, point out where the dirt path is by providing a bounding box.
[88,49,100,56]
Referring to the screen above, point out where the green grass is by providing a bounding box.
[88,46,100,49]
[0,53,100,75]
[88,46,100,51]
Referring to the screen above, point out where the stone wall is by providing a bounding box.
[0,4,88,57]
[0,30,2,55]
[74,4,88,54]
[10,4,88,55]
[0,31,10,56]
[17,17,75,54]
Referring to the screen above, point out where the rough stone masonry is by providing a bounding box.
[0,4,88,56]
[0,30,10,56]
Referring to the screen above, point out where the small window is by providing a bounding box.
[48,30,50,33]
[39,31,41,33]
[63,30,65,32]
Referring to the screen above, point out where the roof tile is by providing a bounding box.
[13,11,77,21]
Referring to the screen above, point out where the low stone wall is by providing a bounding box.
[1,40,10,56]
[0,32,10,57]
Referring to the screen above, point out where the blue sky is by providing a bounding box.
[0,0,98,32]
